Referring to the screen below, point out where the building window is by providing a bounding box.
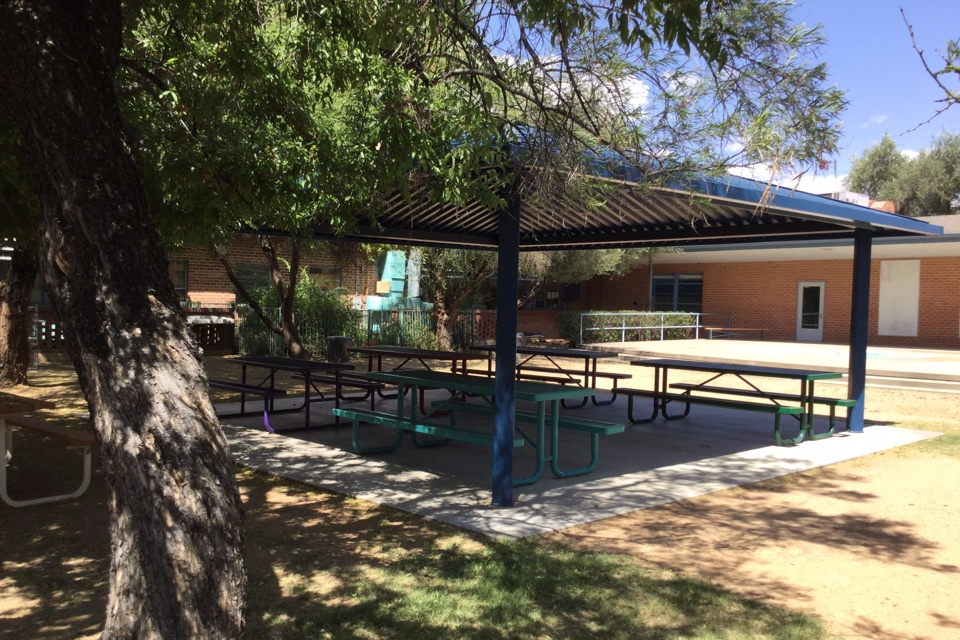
[234,263,271,293]
[651,273,703,313]
[308,266,340,290]
[169,259,188,303]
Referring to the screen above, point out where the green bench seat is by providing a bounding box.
[332,407,525,454]
[617,387,807,446]
[431,399,623,478]
[669,383,856,439]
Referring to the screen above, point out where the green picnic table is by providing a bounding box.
[334,370,622,486]
[626,358,851,445]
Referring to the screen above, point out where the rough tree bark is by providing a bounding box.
[0,2,246,638]
[0,247,39,388]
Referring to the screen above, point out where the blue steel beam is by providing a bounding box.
[847,227,872,432]
[492,190,521,506]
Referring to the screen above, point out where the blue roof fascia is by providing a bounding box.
[667,174,942,236]
[672,231,960,255]
[503,138,942,236]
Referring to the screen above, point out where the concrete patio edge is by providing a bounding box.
[222,422,940,539]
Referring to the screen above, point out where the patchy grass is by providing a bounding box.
[241,473,826,640]
[1,361,829,639]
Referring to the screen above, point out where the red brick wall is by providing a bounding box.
[518,310,561,337]
[573,264,652,311]
[169,236,378,308]
[575,256,960,349]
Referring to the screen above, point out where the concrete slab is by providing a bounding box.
[597,339,960,390]
[220,389,939,539]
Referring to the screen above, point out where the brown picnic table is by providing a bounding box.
[210,356,356,433]
[469,345,627,408]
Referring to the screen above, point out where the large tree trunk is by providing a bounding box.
[0,247,39,387]
[0,3,246,638]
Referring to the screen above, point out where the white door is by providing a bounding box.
[796,281,825,342]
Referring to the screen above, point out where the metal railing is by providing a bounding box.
[235,306,486,356]
[578,311,732,344]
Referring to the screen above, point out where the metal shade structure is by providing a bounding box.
[315,172,937,251]
[311,168,942,507]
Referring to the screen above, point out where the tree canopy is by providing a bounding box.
[0,0,851,637]
[845,131,960,216]
[118,0,846,244]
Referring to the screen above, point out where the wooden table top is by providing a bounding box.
[0,391,55,416]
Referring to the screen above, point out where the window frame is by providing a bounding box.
[307,265,341,290]
[169,259,189,303]
[650,273,703,313]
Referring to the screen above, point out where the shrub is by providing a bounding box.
[234,272,364,357]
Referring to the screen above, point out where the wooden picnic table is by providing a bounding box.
[212,356,356,433]
[336,370,622,486]
[626,358,846,445]
[469,345,625,408]
[350,345,488,375]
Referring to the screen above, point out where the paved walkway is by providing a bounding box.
[220,340,952,537]
[597,339,960,391]
[221,392,938,538]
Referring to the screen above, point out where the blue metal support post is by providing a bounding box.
[492,189,521,506]
[847,227,872,432]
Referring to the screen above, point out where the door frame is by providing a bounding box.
[796,281,825,342]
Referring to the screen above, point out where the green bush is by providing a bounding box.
[234,272,364,357]
[367,310,442,350]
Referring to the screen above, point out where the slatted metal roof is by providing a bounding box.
[311,171,941,249]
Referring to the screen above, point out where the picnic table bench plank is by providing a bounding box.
[290,372,385,408]
[332,406,525,453]
[668,382,856,439]
[432,398,624,478]
[617,387,806,446]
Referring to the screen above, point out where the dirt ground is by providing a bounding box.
[548,382,960,640]
[2,361,959,639]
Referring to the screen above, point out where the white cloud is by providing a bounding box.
[862,115,887,128]
[901,149,919,160]
[728,164,847,196]
[619,76,651,110]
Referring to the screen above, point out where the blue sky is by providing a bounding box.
[783,0,960,193]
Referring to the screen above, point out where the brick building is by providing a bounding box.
[571,214,960,349]
[168,235,379,309]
